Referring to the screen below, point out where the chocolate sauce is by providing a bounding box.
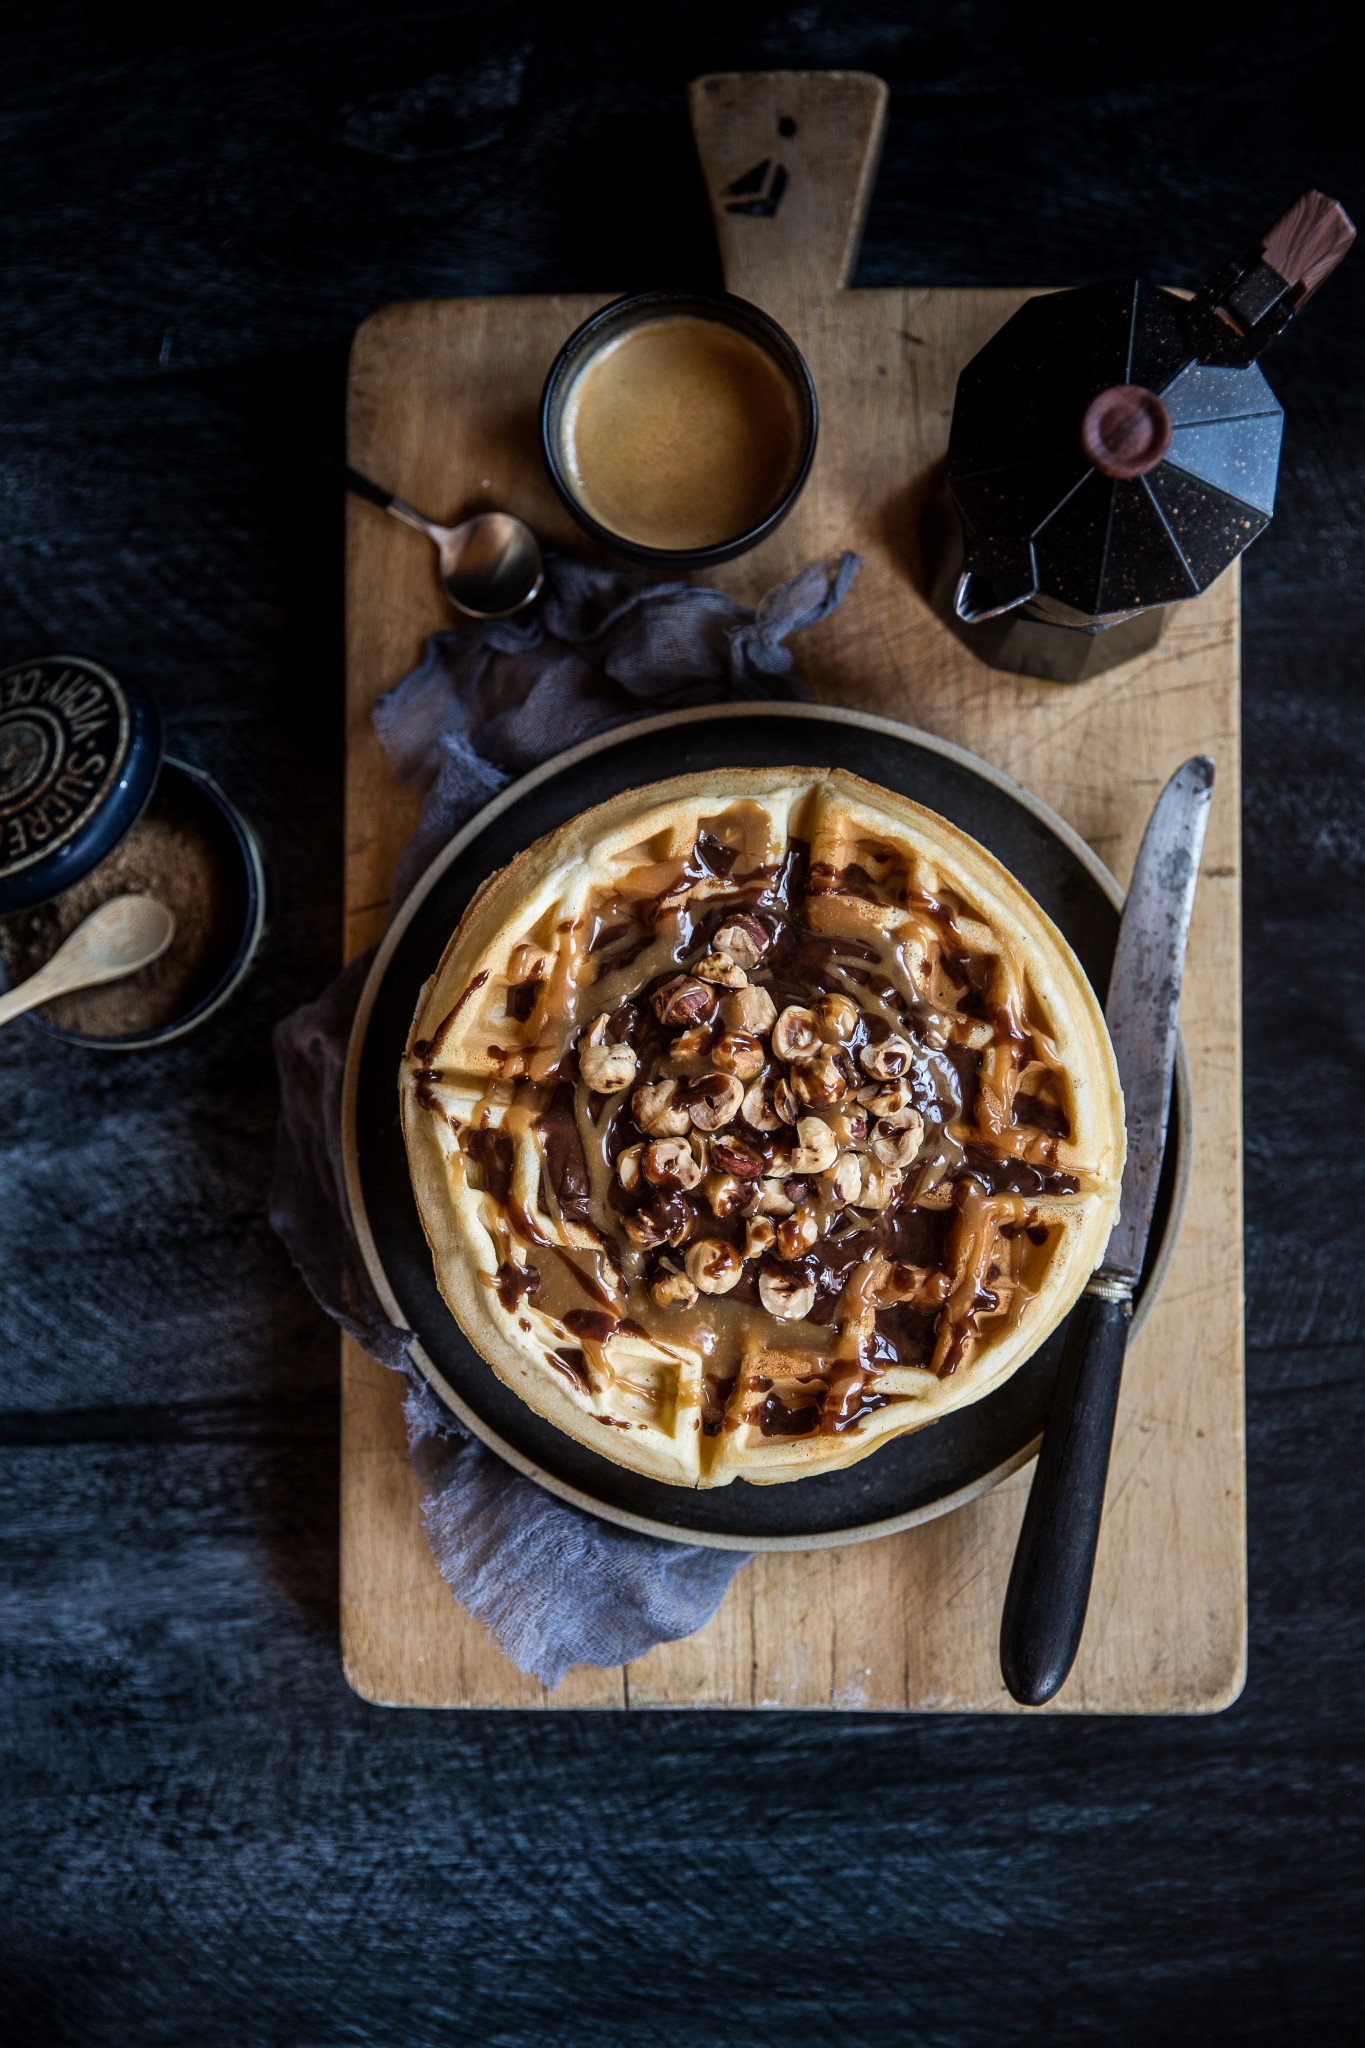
[1013,1089,1072,1139]
[506,974,545,1022]
[549,1346,592,1392]
[494,1262,539,1311]
[536,1084,593,1224]
[563,1308,619,1343]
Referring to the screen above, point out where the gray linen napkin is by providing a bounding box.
[270,548,861,1688]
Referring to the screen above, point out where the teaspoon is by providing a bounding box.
[0,895,176,1029]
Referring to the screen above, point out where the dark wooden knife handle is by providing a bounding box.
[999,1286,1132,1706]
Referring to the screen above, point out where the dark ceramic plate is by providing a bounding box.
[343,705,1188,1551]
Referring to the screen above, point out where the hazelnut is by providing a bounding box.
[650,1262,699,1310]
[771,1075,800,1125]
[710,1132,766,1180]
[757,1177,795,1216]
[827,1104,869,1149]
[692,950,748,989]
[825,1153,864,1205]
[721,982,778,1035]
[713,916,769,969]
[744,1216,777,1260]
[703,1172,750,1220]
[812,992,859,1042]
[740,1079,782,1133]
[772,1005,822,1063]
[579,1040,639,1093]
[643,1137,702,1191]
[666,1023,714,1068]
[958,1019,995,1050]
[682,1073,745,1132]
[632,1078,690,1138]
[859,1034,914,1080]
[652,975,717,1028]
[777,1208,819,1260]
[864,1078,919,1126]
[919,1011,950,1051]
[790,1116,838,1175]
[615,1143,643,1193]
[625,1191,693,1246]
[759,1270,817,1321]
[684,1239,743,1295]
[870,1113,924,1167]
[712,1030,765,1081]
[792,1052,849,1109]
[855,1161,902,1211]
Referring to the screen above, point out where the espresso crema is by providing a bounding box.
[558,314,805,552]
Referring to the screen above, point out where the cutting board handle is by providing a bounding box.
[688,71,888,306]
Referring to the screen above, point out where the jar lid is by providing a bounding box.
[0,655,163,916]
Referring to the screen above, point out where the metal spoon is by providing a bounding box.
[0,895,176,1029]
[345,466,545,620]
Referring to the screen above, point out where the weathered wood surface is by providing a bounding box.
[342,71,1244,1712]
[3,7,1363,2042]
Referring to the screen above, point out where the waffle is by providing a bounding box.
[400,768,1125,1488]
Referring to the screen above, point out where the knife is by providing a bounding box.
[999,755,1215,1707]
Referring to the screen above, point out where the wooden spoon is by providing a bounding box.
[0,895,176,1029]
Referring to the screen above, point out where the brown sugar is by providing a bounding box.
[0,768,246,1038]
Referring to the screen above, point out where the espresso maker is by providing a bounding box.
[927,191,1355,683]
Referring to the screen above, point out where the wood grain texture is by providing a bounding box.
[342,77,1245,1713]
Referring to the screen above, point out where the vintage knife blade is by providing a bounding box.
[999,756,1215,1706]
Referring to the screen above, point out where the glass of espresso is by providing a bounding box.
[541,290,817,566]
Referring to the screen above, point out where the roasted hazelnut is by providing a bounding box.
[721,983,778,1035]
[615,1143,643,1193]
[756,1177,795,1216]
[632,1078,690,1138]
[580,1040,639,1093]
[856,1161,902,1211]
[710,1132,766,1180]
[825,1153,864,1205]
[682,1072,745,1132]
[790,1116,838,1175]
[692,950,748,989]
[864,1078,919,1126]
[957,1019,995,1051]
[870,1113,924,1167]
[859,1034,914,1080]
[643,1137,702,1191]
[792,1052,849,1109]
[704,1171,750,1220]
[684,1238,743,1295]
[812,992,859,1042]
[759,1270,817,1320]
[652,975,718,1028]
[772,1005,822,1064]
[625,1191,693,1246]
[712,1030,765,1081]
[771,1075,800,1125]
[665,1023,715,1068]
[744,1215,777,1260]
[650,1261,699,1310]
[827,1103,870,1149]
[740,1078,782,1133]
[777,1207,819,1260]
[713,916,769,969]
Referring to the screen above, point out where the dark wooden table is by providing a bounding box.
[2,7,1361,2041]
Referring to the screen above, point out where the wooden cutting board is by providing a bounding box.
[341,71,1245,1711]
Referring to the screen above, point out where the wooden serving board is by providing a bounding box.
[341,72,1245,1711]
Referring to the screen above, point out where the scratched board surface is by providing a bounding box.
[3,5,1363,2043]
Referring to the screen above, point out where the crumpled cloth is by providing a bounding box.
[270,548,861,1687]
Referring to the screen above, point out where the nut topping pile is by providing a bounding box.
[571,917,961,1320]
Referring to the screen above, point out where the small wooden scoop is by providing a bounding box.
[0,895,176,1029]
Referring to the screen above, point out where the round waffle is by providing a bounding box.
[400,767,1125,1488]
